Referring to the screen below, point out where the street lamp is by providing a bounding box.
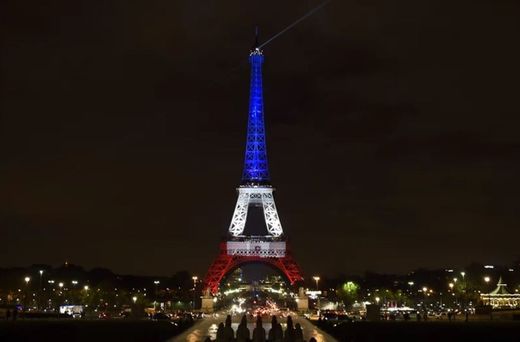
[132,296,137,304]
[24,277,31,309]
[192,276,198,311]
[58,282,64,305]
[313,276,320,290]
[313,276,321,315]
[449,282,454,306]
[153,280,160,311]
[484,276,491,305]
[484,276,492,320]
[38,270,44,310]
[460,271,467,318]
[39,270,44,290]
[84,285,89,291]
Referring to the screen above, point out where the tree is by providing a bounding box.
[338,281,360,305]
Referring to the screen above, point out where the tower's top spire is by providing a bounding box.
[250,26,262,56]
[253,26,259,49]
[241,29,269,185]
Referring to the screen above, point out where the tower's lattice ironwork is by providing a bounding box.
[203,41,303,296]
[242,49,269,184]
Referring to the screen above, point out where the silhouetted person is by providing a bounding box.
[6,310,11,321]
[223,315,235,341]
[252,315,266,342]
[294,323,303,342]
[268,316,283,342]
[12,309,18,321]
[447,311,452,321]
[277,323,283,340]
[284,316,295,342]
[237,315,250,342]
[217,322,225,341]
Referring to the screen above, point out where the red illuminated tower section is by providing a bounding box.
[203,39,303,295]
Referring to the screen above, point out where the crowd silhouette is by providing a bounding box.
[210,314,316,342]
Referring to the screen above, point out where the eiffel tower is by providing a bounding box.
[203,34,304,295]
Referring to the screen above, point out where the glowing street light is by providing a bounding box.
[192,276,198,311]
[313,276,320,290]
[483,276,493,319]
[153,280,161,311]
[38,270,44,290]
[313,276,321,314]
[23,277,31,308]
[422,287,428,292]
[449,283,454,290]
[375,296,380,304]
[484,276,491,305]
[84,285,89,291]
[58,282,64,289]
[132,296,137,304]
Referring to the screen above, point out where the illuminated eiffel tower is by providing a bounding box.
[203,34,304,296]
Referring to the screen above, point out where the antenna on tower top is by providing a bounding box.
[253,26,260,49]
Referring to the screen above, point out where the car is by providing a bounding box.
[98,312,111,319]
[152,312,171,320]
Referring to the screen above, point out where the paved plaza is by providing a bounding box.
[172,313,336,342]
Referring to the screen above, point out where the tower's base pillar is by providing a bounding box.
[201,295,214,313]
[297,287,309,313]
[297,297,309,313]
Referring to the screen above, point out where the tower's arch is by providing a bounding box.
[204,242,303,295]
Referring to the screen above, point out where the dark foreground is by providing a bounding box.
[0,320,191,342]
[2,320,520,342]
[318,320,520,342]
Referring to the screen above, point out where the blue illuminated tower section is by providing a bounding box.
[242,47,270,184]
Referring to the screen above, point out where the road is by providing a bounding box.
[171,313,337,342]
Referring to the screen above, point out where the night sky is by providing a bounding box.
[2,0,520,278]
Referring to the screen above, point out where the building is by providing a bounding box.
[480,277,520,308]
